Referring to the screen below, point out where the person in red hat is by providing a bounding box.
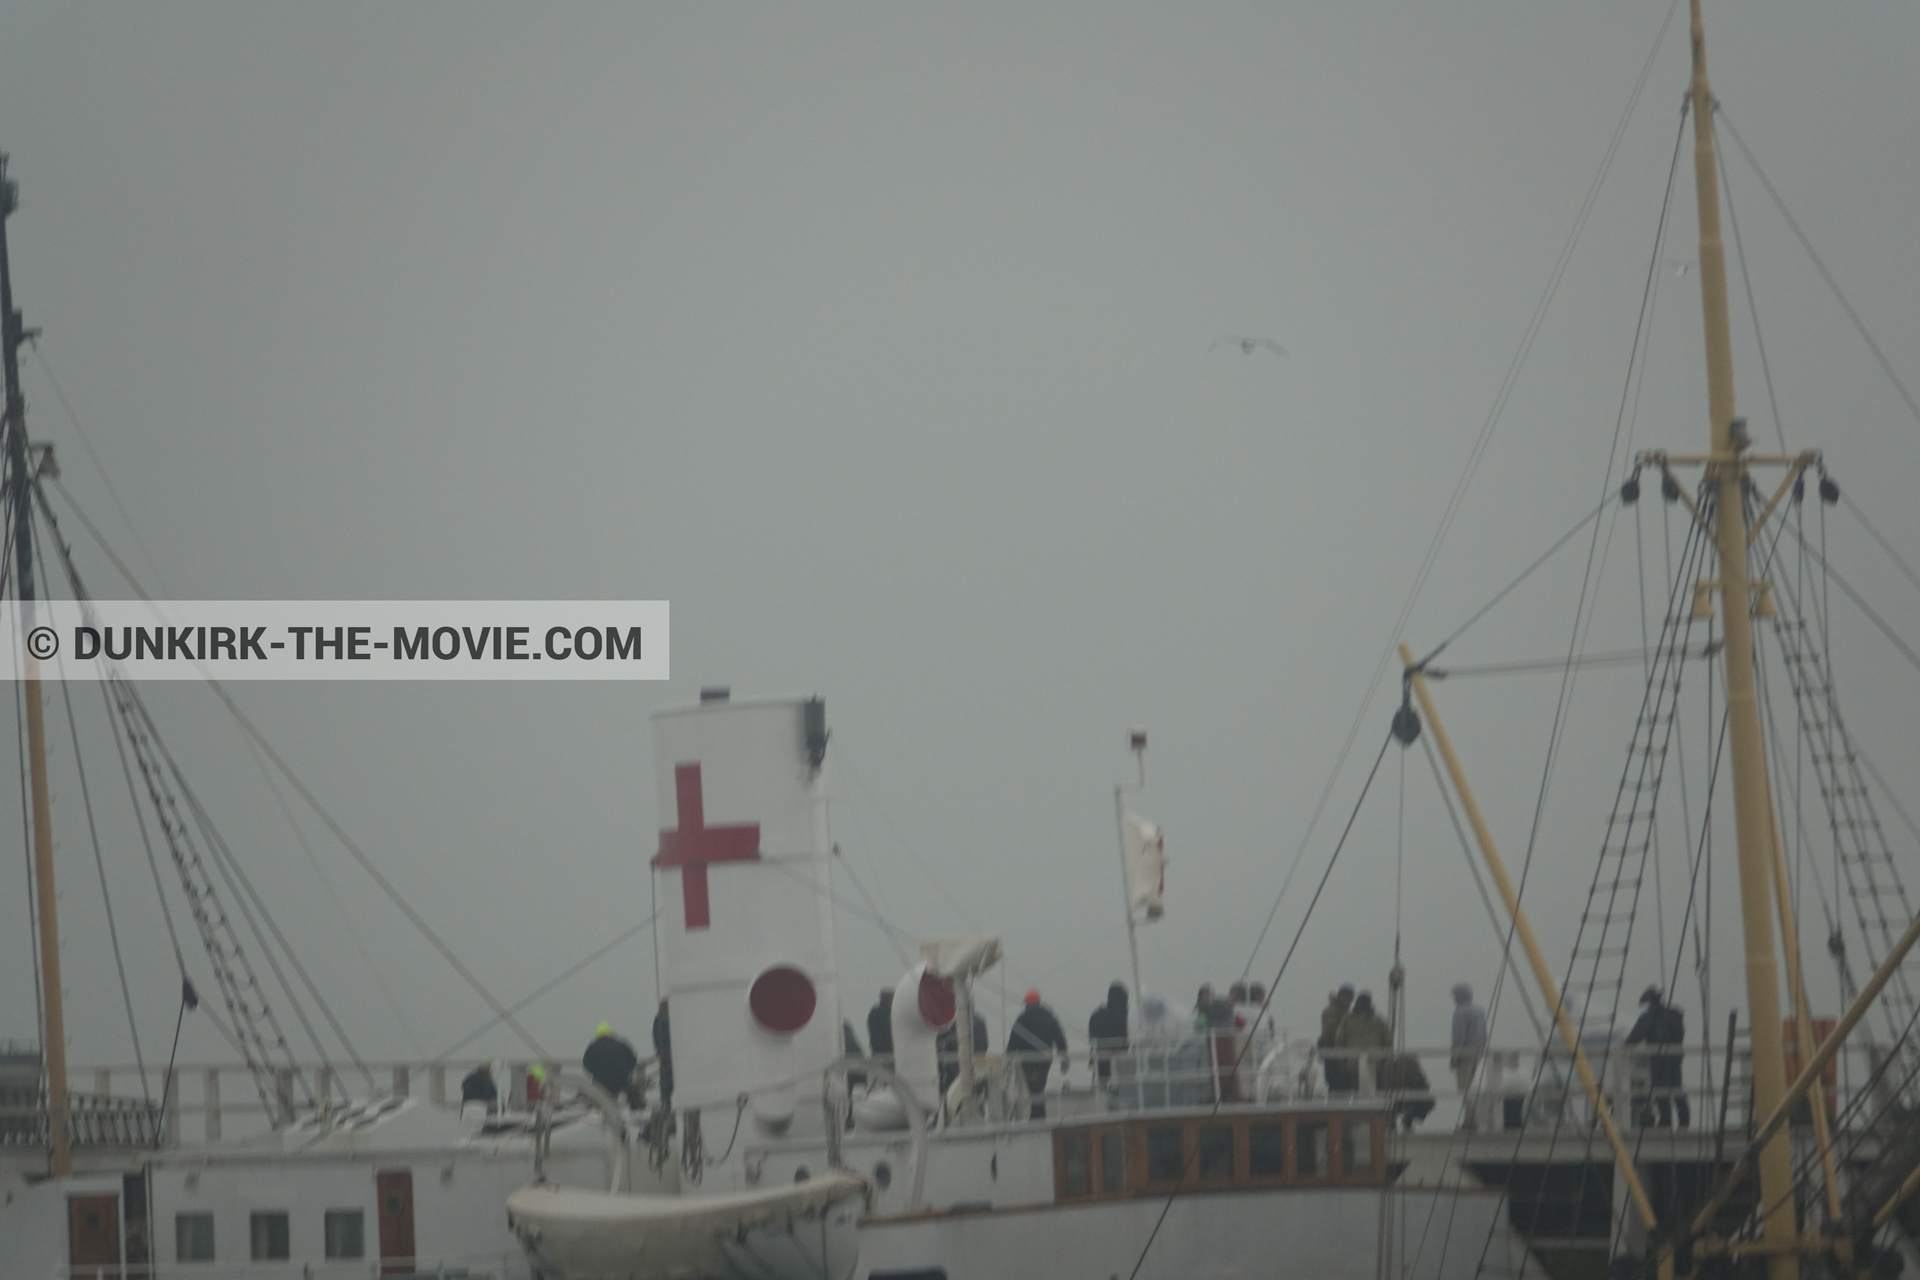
[1007,989,1069,1119]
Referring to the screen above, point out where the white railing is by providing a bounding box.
[37,1057,661,1145]
[52,1252,516,1279]
[46,1033,1891,1148]
[910,1036,1885,1136]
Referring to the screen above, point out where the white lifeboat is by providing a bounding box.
[506,1173,869,1280]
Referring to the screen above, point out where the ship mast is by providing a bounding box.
[0,157,73,1179]
[1685,5,1796,1276]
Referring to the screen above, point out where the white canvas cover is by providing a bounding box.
[1123,809,1166,920]
[918,935,1002,980]
[507,1174,867,1280]
[888,961,943,1118]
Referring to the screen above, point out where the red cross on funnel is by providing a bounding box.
[653,763,760,930]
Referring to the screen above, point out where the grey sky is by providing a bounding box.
[1,3,1917,1075]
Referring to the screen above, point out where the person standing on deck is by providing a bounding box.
[1335,991,1393,1090]
[867,989,895,1068]
[1193,984,1215,1035]
[1088,982,1130,1087]
[1626,986,1690,1127]
[651,999,674,1113]
[583,1022,642,1107]
[460,1058,499,1113]
[1450,983,1488,1130]
[937,1010,989,1099]
[1320,985,1356,1093]
[1009,989,1070,1119]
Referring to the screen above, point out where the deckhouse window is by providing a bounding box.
[1061,1132,1092,1196]
[324,1209,365,1259]
[1056,1125,1129,1201]
[1341,1118,1376,1175]
[1197,1124,1235,1182]
[1248,1122,1284,1179]
[1296,1120,1328,1177]
[1100,1130,1126,1194]
[250,1211,290,1262]
[175,1212,215,1263]
[1145,1125,1184,1185]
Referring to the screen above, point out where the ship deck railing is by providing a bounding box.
[37,1033,1894,1149]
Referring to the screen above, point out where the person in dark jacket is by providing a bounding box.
[651,1000,673,1112]
[583,1021,642,1107]
[843,1020,868,1091]
[1626,986,1689,1127]
[1088,982,1130,1086]
[936,1010,989,1097]
[1320,985,1357,1093]
[1192,984,1216,1034]
[1009,989,1070,1119]
[867,989,895,1066]
[460,1058,498,1112]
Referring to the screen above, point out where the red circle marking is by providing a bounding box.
[917,971,956,1030]
[748,966,817,1034]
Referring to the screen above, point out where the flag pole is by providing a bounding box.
[1113,730,1149,1106]
[1121,736,1144,1028]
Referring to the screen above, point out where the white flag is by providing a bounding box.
[1123,810,1166,921]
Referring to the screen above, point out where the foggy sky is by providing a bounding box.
[1,2,1917,1080]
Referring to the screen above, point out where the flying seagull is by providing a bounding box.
[1210,336,1287,357]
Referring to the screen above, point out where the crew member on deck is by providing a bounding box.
[1334,990,1392,1090]
[1088,982,1130,1087]
[937,1009,989,1100]
[1450,983,1487,1131]
[652,1000,674,1113]
[1009,989,1069,1120]
[867,989,895,1067]
[526,1063,547,1107]
[1320,985,1356,1092]
[583,1021,642,1107]
[460,1057,498,1113]
[1193,984,1216,1035]
[1627,986,1689,1127]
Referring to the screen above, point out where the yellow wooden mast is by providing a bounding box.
[1685,4,1797,1273]
[0,157,71,1179]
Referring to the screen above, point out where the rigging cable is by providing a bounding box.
[1126,729,1396,1280]
[238,729,425,1059]
[1779,514,1920,679]
[437,913,658,1061]
[1240,0,1685,982]
[1839,490,1920,601]
[1717,111,1920,433]
[24,499,154,1111]
[37,483,348,1094]
[1447,100,1697,1279]
[25,342,172,595]
[0,466,49,1095]
[53,631,152,1108]
[41,475,551,1061]
[1415,500,1611,667]
[27,493,154,1106]
[1714,114,1790,452]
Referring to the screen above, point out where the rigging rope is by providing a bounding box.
[1127,729,1397,1280]
[37,483,338,1100]
[22,493,158,1109]
[1241,0,1685,984]
[1717,111,1920,433]
[1840,490,1920,602]
[1779,514,1920,678]
[41,475,551,1062]
[437,913,657,1061]
[54,648,151,1108]
[1714,116,1789,453]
